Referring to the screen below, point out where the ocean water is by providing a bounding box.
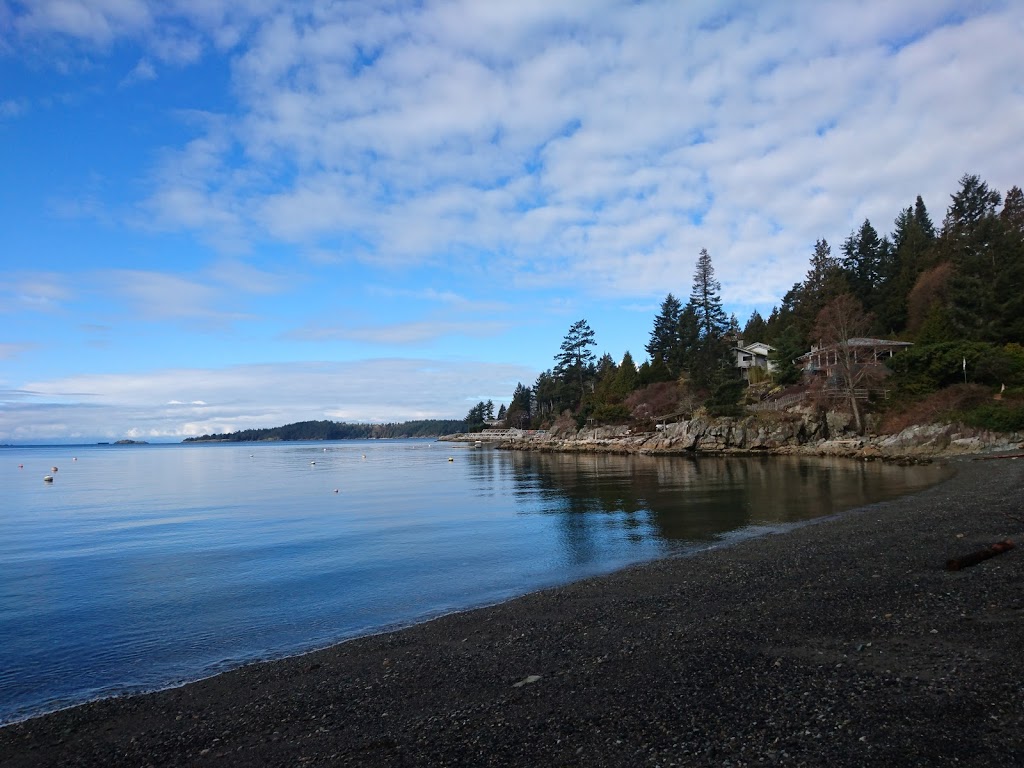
[0,440,950,724]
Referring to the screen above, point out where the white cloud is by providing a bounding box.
[4,0,1024,414]
[101,269,250,323]
[119,57,156,86]
[286,319,509,345]
[1,358,536,441]
[116,0,1024,311]
[0,273,74,313]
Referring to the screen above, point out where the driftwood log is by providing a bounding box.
[946,540,1016,571]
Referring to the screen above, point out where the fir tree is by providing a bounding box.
[686,248,730,389]
[646,293,683,375]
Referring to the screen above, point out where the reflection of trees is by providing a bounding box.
[464,448,496,490]
[501,451,949,546]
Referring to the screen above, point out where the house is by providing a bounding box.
[796,338,913,380]
[732,340,776,381]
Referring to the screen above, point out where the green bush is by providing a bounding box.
[957,402,1024,433]
[888,341,1024,398]
[705,377,745,417]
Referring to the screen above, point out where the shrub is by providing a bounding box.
[888,341,1024,398]
[880,384,991,434]
[957,399,1024,433]
[705,377,745,417]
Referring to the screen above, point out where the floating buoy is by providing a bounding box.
[43,475,54,483]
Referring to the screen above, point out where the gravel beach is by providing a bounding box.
[2,455,1022,767]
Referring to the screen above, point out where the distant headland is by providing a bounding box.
[182,419,466,443]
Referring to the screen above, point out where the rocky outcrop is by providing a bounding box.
[468,412,1023,461]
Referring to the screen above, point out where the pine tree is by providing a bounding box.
[689,249,728,341]
[1000,185,1024,235]
[941,174,1004,340]
[646,293,683,375]
[742,310,768,342]
[554,319,597,406]
[686,248,730,390]
[841,219,883,310]
[914,195,936,239]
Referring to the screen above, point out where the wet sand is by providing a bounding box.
[2,455,1022,767]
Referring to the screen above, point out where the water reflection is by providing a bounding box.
[474,450,951,547]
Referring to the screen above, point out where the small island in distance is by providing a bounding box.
[182,419,467,443]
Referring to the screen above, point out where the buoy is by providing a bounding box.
[43,475,54,483]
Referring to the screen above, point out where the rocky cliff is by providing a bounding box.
[446,411,1023,461]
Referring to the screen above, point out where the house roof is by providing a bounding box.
[796,338,913,361]
[844,337,914,347]
[733,341,775,353]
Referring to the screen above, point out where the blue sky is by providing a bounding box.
[2,0,1023,443]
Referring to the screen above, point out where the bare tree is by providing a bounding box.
[813,294,882,435]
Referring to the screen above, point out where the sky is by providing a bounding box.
[2,0,1023,443]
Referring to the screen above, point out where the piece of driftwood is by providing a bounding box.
[946,540,1016,571]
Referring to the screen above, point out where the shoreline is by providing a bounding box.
[2,455,1023,766]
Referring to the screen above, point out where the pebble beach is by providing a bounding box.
[2,454,1022,767]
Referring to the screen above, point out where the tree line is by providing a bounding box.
[183,419,467,442]
[496,173,1024,433]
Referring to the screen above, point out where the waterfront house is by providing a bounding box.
[733,340,776,382]
[796,338,913,379]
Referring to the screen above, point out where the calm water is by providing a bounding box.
[0,440,950,724]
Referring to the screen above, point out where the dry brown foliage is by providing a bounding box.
[879,384,991,434]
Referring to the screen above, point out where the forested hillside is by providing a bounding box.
[495,173,1024,435]
[183,419,466,442]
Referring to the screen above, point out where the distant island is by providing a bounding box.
[113,439,148,445]
[182,419,467,443]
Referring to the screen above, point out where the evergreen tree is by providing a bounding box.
[805,238,842,296]
[841,219,883,310]
[686,248,730,389]
[465,401,488,430]
[505,382,533,428]
[647,293,683,374]
[941,174,1005,340]
[614,351,639,395]
[689,248,728,341]
[879,200,936,333]
[554,319,597,407]
[943,173,1001,234]
[914,195,936,239]
[531,370,561,422]
[742,310,768,342]
[1000,185,1024,235]
[769,325,806,386]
